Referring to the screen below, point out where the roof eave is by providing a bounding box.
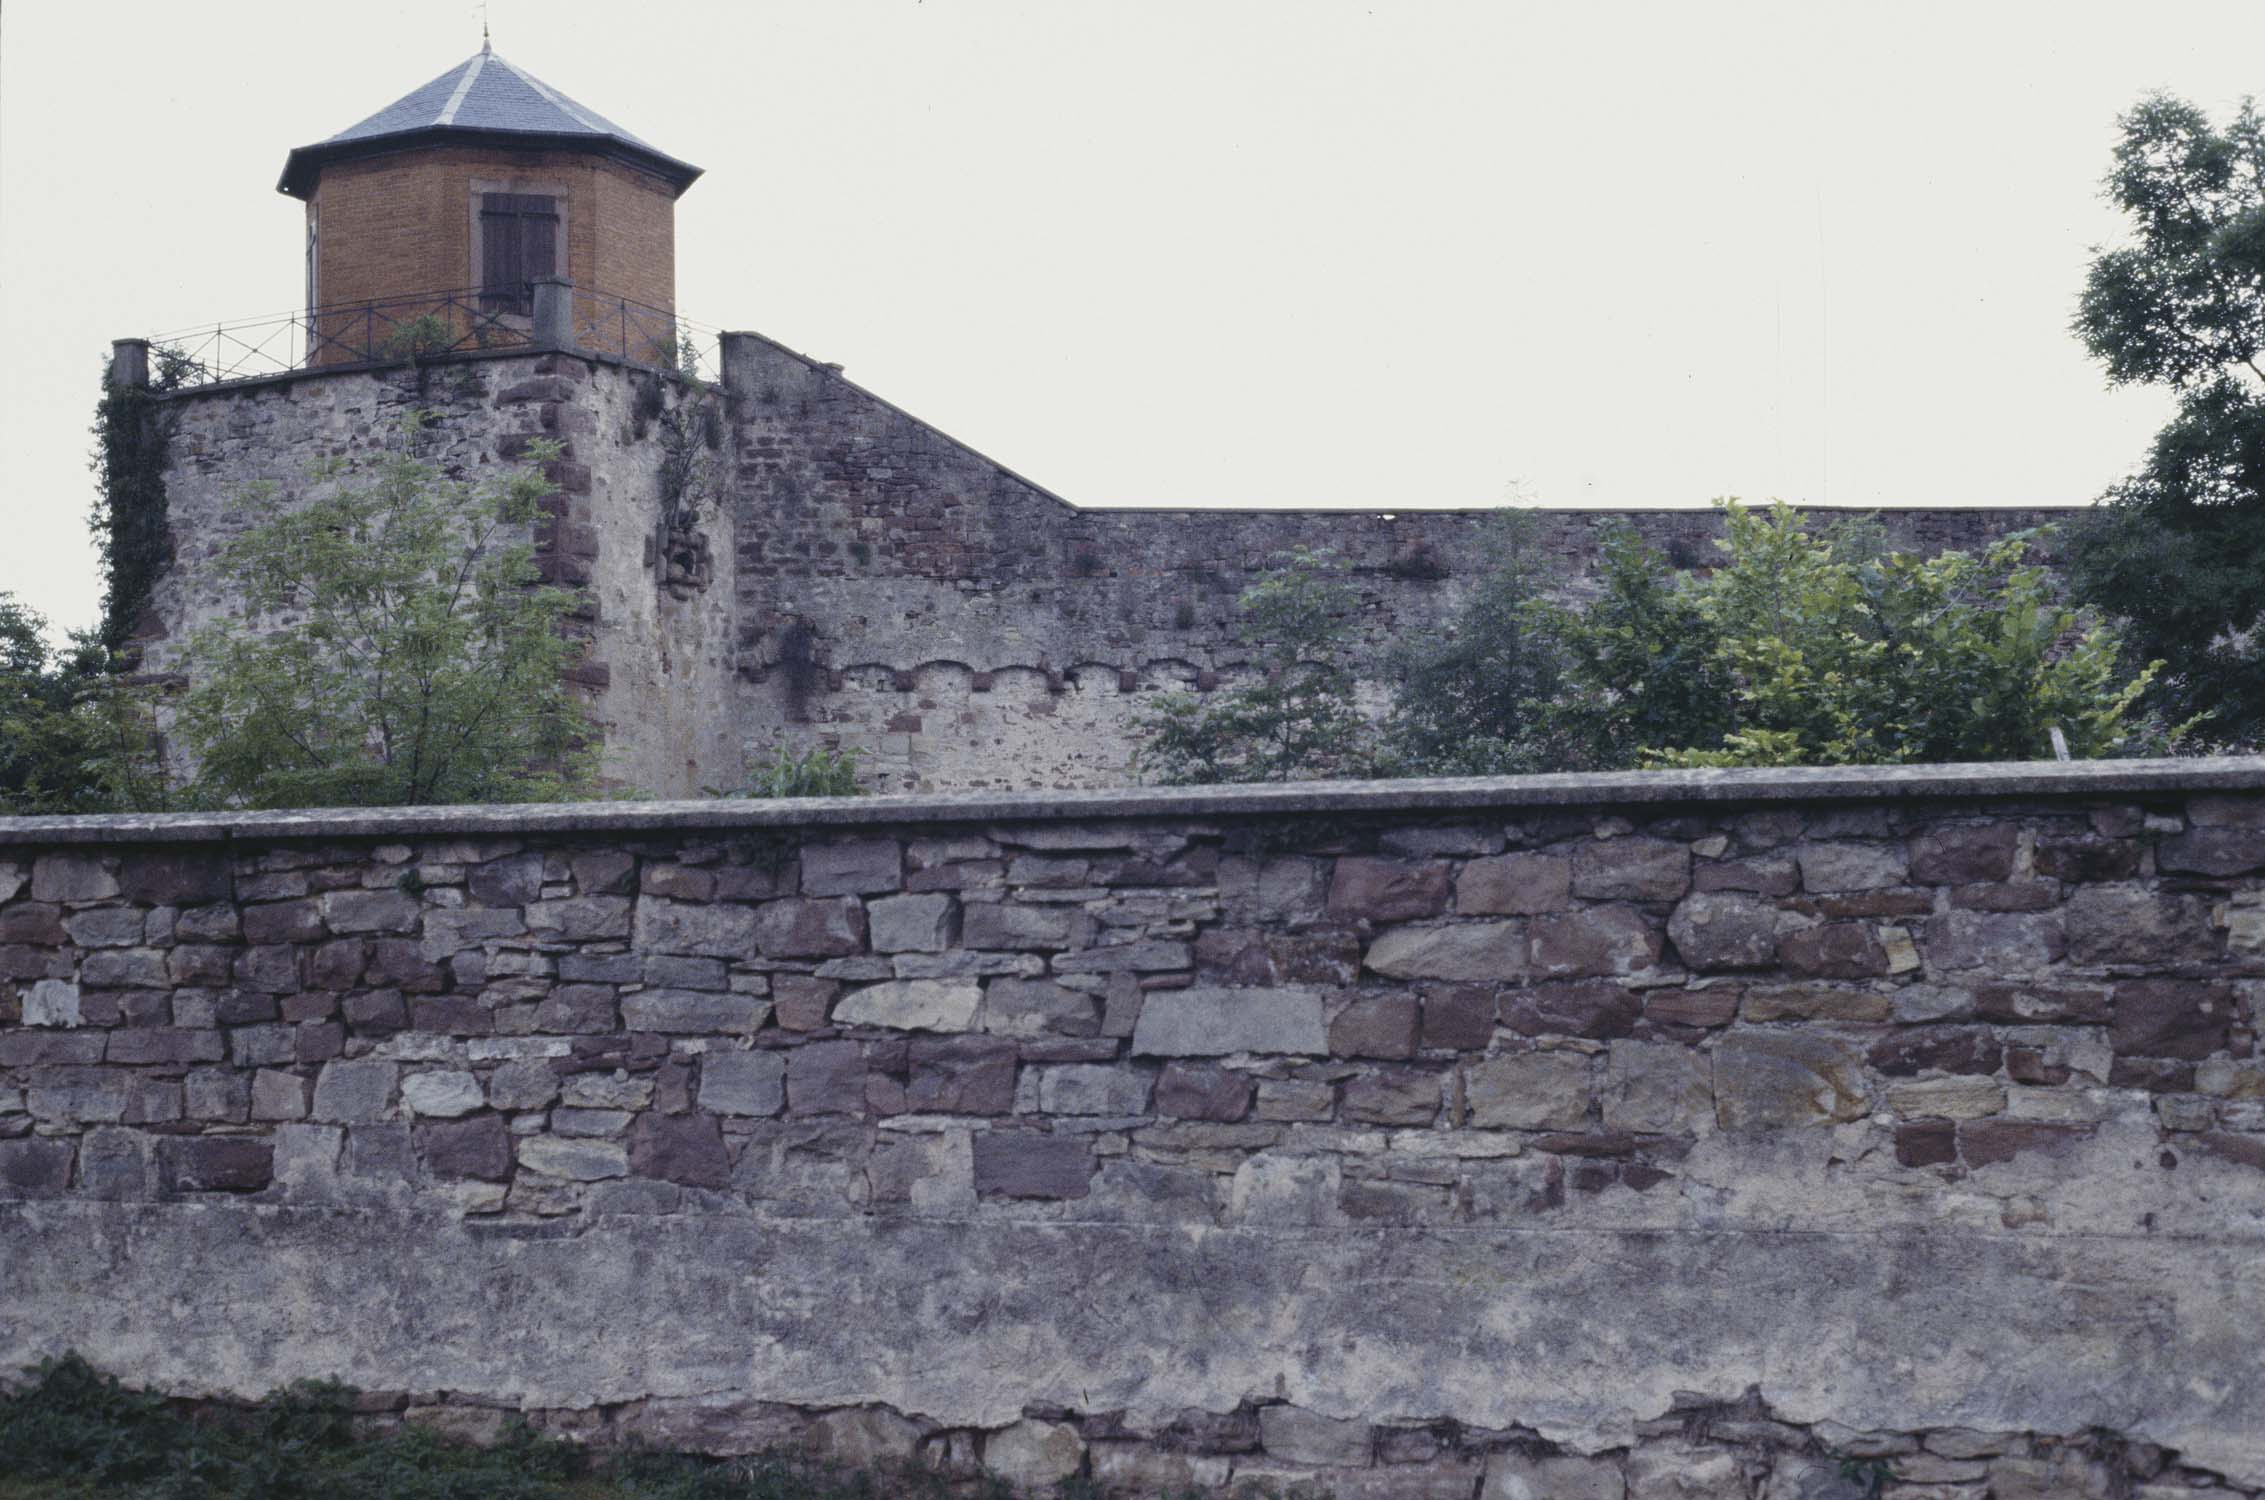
[276,126,704,201]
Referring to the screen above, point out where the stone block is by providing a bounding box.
[467,852,545,907]
[1131,987,1326,1056]
[1484,1452,1626,1500]
[2063,886,2212,965]
[1885,1077,2005,1120]
[622,990,771,1034]
[700,1052,787,1116]
[1037,1063,1152,1116]
[1777,922,1890,979]
[755,898,867,958]
[1155,1063,1253,1120]
[31,853,117,903]
[401,1070,484,1117]
[1457,853,1571,915]
[517,1135,629,1181]
[22,979,80,1027]
[116,852,230,906]
[1895,1118,1958,1167]
[635,898,758,958]
[1531,906,1661,978]
[526,896,634,941]
[1571,838,1690,901]
[1797,841,1908,892]
[1052,940,1192,974]
[786,1041,867,1115]
[1603,1041,1713,1134]
[1331,995,1420,1058]
[904,1036,1019,1114]
[1503,981,1642,1038]
[1713,1033,1868,1129]
[1258,1404,1371,1466]
[1364,922,1526,983]
[1907,823,2017,884]
[534,983,618,1033]
[1229,1153,1343,1224]
[985,1419,1085,1489]
[1342,1069,1443,1126]
[977,978,1098,1037]
[1867,1025,2002,1076]
[800,838,903,896]
[961,901,1082,950]
[1740,986,1892,1023]
[1464,1052,1590,1130]
[1667,893,1782,971]
[867,893,958,953]
[321,890,421,934]
[158,1137,273,1194]
[418,1115,512,1181]
[250,1069,311,1121]
[2158,827,2265,876]
[810,1408,923,1467]
[834,979,981,1031]
[312,1058,396,1123]
[0,1138,74,1197]
[630,1111,732,1188]
[1327,858,1452,922]
[2111,979,2235,1060]
[972,1130,1092,1198]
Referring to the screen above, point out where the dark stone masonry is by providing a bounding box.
[4,760,2265,1496]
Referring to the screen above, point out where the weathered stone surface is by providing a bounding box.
[1602,1041,1713,1134]
[1868,1026,2003,1076]
[1155,1063,1253,1121]
[1714,1033,1868,1128]
[1503,981,1641,1039]
[2158,827,2265,876]
[630,1112,732,1188]
[116,853,230,906]
[986,1418,1086,1488]
[157,1137,272,1194]
[834,980,981,1032]
[700,1052,787,1117]
[311,1059,396,1123]
[1259,1404,1371,1466]
[810,1408,922,1467]
[321,890,422,935]
[1131,987,1326,1056]
[786,1041,867,1115]
[1777,922,1890,979]
[976,978,1097,1037]
[1330,995,1420,1058]
[22,979,80,1028]
[904,1036,1019,1114]
[1531,906,1660,978]
[800,839,904,897]
[1907,823,2018,884]
[517,1136,629,1181]
[1797,842,1908,892]
[622,990,772,1035]
[867,893,957,953]
[755,899,867,958]
[1569,837,1691,902]
[1484,1452,1626,1500]
[972,1130,1092,1198]
[1667,893,1782,971]
[1036,1063,1151,1116]
[2063,886,2213,965]
[2111,980,2235,1060]
[1925,910,2064,972]
[1328,858,1452,922]
[1457,853,1571,915]
[961,901,1082,951]
[1464,1052,1590,1130]
[1885,1076,2005,1120]
[1364,922,1525,983]
[400,1070,484,1118]
[32,854,117,903]
[635,898,758,958]
[418,1115,511,1181]
[1342,1069,1443,1126]
[1740,985,1892,1023]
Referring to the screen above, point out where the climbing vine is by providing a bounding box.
[86,347,196,658]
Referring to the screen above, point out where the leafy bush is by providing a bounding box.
[1134,548,1370,784]
[1384,502,2167,774]
[378,314,457,361]
[0,595,167,815]
[732,742,864,799]
[173,414,597,808]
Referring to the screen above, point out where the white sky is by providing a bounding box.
[3,0,2259,638]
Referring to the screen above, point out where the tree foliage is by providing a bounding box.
[2065,93,2265,745]
[1381,504,2164,775]
[173,416,597,808]
[1134,547,1371,783]
[0,596,167,815]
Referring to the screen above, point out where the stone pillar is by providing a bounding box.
[531,278,576,352]
[720,330,828,402]
[718,331,763,393]
[109,338,151,391]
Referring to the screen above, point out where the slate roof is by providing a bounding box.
[278,47,701,199]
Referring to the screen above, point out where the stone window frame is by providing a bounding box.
[467,177,569,321]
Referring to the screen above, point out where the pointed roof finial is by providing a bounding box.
[480,1,491,53]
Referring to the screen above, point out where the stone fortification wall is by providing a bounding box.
[3,760,2264,1496]
[146,342,2072,796]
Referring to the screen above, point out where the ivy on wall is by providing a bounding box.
[86,350,190,659]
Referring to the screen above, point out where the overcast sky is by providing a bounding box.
[4,0,2261,638]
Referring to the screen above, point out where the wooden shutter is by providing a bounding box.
[521,197,558,291]
[480,193,523,312]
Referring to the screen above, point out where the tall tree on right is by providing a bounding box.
[2069,94,2265,746]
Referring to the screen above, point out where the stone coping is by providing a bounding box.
[2,757,2260,847]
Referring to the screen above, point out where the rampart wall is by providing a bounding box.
[144,343,2074,796]
[3,760,2264,1496]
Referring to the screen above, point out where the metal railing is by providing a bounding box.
[147,287,722,390]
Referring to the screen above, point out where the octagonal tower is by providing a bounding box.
[278,41,702,365]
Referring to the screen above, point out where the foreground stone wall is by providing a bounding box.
[145,343,2071,795]
[3,760,2264,1496]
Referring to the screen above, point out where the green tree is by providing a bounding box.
[2066,93,2265,745]
[1387,503,2162,773]
[0,596,167,815]
[173,416,597,808]
[1134,547,1372,783]
[731,740,865,798]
